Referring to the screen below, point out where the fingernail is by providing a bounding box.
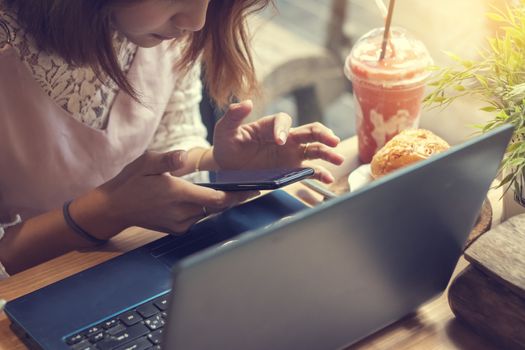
[279,131,287,145]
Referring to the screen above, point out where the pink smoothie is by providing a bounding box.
[345,27,433,163]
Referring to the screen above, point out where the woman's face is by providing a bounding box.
[112,0,210,47]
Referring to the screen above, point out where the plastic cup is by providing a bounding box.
[345,27,433,163]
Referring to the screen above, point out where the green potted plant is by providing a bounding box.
[425,0,525,216]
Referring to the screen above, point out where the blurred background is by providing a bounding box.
[252,0,505,144]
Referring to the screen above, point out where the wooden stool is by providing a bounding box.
[448,213,525,349]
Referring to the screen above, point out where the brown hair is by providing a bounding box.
[5,0,271,107]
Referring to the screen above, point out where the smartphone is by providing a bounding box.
[192,167,314,191]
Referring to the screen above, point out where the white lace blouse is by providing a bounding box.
[0,4,210,279]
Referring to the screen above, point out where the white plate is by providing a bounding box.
[348,164,373,192]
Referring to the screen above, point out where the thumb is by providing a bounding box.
[141,150,187,175]
[218,100,253,131]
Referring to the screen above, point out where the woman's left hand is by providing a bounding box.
[213,100,345,184]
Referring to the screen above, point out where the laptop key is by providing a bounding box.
[88,331,105,343]
[153,296,169,311]
[147,329,163,345]
[70,339,95,350]
[65,333,84,345]
[103,318,120,329]
[106,323,127,336]
[96,323,149,350]
[144,315,164,331]
[114,336,152,350]
[136,303,159,319]
[83,326,102,337]
[119,310,142,326]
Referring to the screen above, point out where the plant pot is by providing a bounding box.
[463,198,492,250]
[502,171,525,220]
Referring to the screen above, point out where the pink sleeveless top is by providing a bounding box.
[0,41,181,222]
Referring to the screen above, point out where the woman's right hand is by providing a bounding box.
[71,150,258,240]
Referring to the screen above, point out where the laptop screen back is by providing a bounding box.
[163,125,512,350]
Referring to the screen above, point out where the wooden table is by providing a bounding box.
[0,138,501,350]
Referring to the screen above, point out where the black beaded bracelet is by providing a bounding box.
[63,200,108,245]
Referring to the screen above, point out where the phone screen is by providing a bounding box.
[192,167,314,191]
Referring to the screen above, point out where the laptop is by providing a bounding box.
[5,125,513,350]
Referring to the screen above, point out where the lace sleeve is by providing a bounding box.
[0,214,22,280]
[147,63,210,153]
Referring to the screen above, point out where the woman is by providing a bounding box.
[0,0,344,276]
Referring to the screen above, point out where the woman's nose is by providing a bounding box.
[173,0,209,32]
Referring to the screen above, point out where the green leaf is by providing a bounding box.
[480,106,498,112]
[499,173,515,187]
[427,96,448,103]
[443,51,464,63]
[475,74,489,89]
[424,1,525,193]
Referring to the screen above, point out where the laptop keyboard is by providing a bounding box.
[64,293,170,350]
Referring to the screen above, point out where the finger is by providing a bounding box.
[304,143,345,165]
[157,205,214,235]
[288,122,340,147]
[242,113,292,143]
[307,164,336,184]
[176,216,202,233]
[141,150,188,175]
[171,203,209,222]
[162,217,199,235]
[159,188,260,234]
[216,100,254,132]
[273,113,293,145]
[203,190,261,210]
[178,182,260,210]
